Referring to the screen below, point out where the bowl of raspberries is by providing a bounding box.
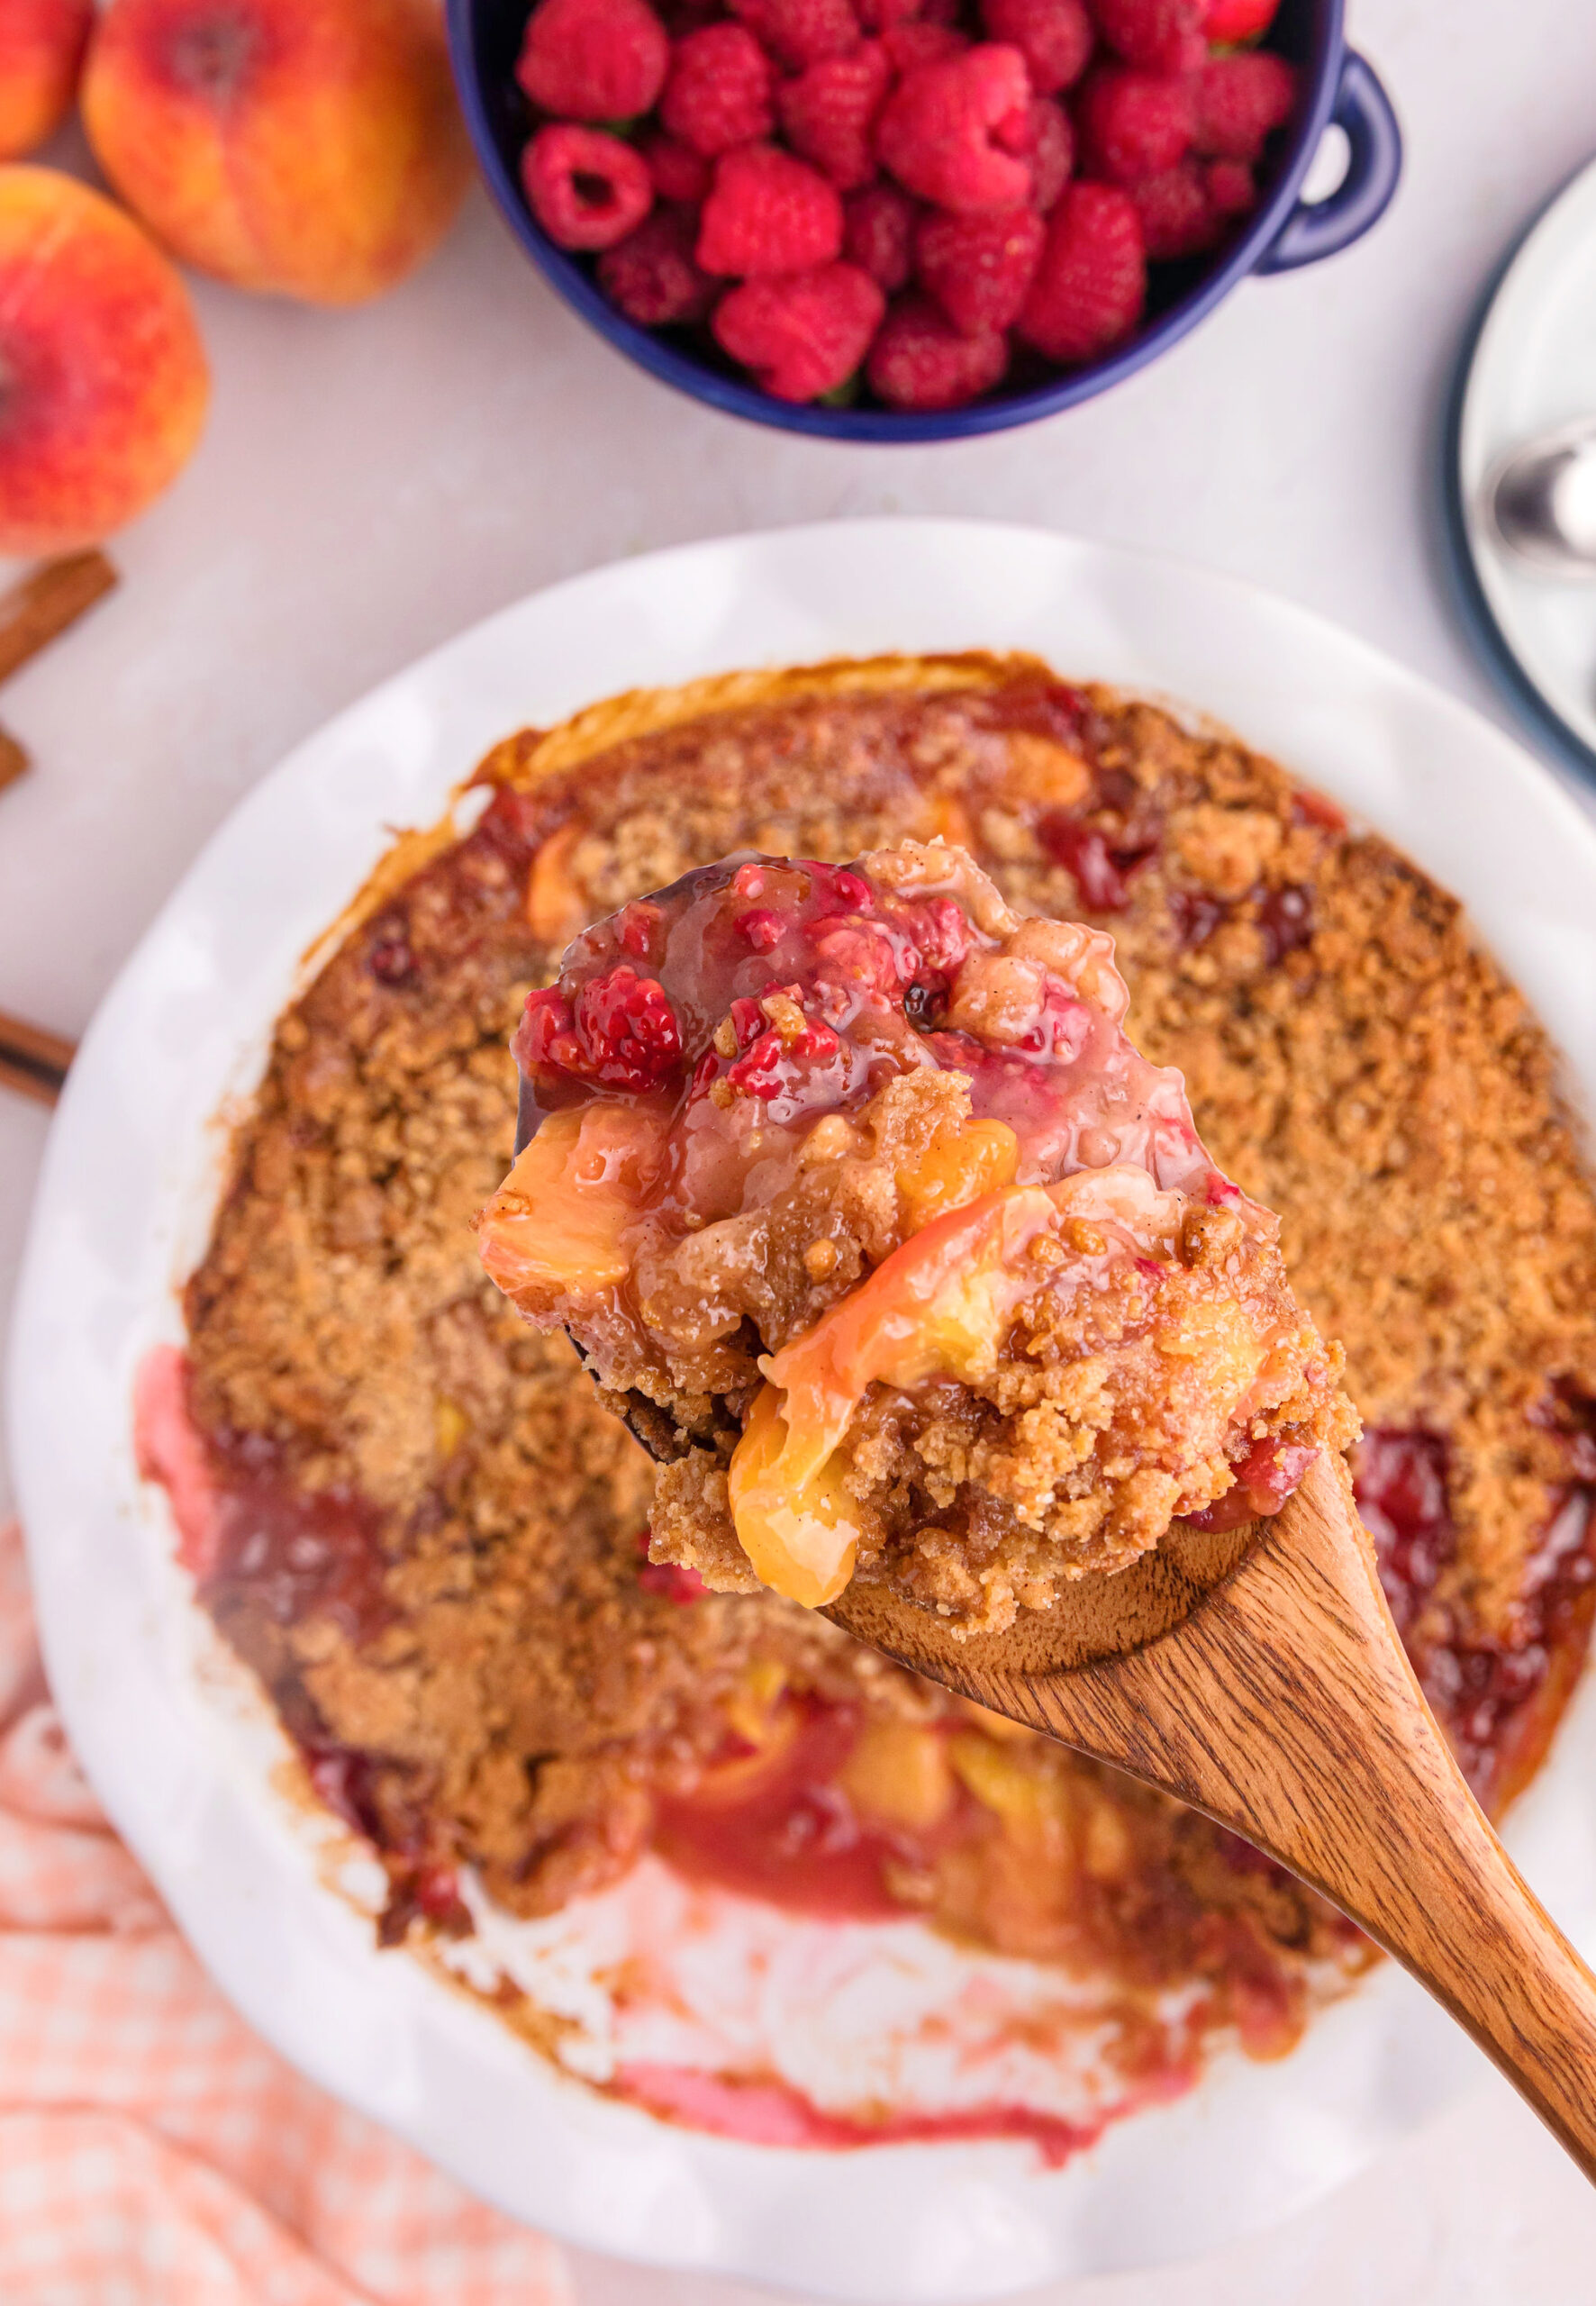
[448,0,1399,436]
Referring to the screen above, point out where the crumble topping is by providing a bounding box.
[147,659,1596,2116]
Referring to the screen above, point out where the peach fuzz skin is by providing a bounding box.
[81,0,473,305]
[0,0,92,158]
[0,168,209,555]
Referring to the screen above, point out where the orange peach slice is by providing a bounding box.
[476,1104,666,1314]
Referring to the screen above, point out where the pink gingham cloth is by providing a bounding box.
[0,1520,573,2306]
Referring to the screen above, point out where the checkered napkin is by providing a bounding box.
[0,1520,572,2306]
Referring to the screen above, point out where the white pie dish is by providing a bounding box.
[9,517,1596,2301]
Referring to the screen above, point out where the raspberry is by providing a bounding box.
[877,46,1036,215]
[639,130,712,202]
[1016,178,1145,359]
[728,0,861,68]
[661,23,774,156]
[1202,0,1278,41]
[697,143,845,274]
[516,966,684,1093]
[843,180,917,288]
[598,206,717,322]
[1088,0,1204,73]
[523,124,655,250]
[1026,95,1074,209]
[1076,66,1195,182]
[516,0,670,121]
[777,43,893,191]
[882,19,969,70]
[1192,51,1295,159]
[856,0,920,26]
[712,260,884,397]
[979,0,1092,94]
[866,292,1009,406]
[1204,155,1255,213]
[916,204,1044,332]
[1127,158,1217,257]
[1036,810,1158,906]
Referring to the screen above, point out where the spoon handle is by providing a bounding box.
[1015,1453,1596,2178]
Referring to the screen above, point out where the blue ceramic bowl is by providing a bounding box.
[447,0,1401,441]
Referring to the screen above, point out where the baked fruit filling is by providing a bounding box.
[477,840,1351,1629]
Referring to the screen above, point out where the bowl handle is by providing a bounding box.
[1255,50,1402,276]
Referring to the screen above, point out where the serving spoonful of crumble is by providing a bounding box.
[475,840,1355,1625]
[476,836,1596,2192]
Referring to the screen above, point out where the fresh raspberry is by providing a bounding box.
[777,43,893,190]
[1127,159,1216,257]
[515,966,683,1093]
[882,19,969,70]
[1075,66,1195,182]
[1202,0,1278,41]
[712,261,884,396]
[1192,50,1295,159]
[843,180,918,288]
[516,0,670,121]
[877,47,1036,214]
[729,0,861,68]
[866,292,1010,406]
[1204,155,1255,213]
[979,0,1092,94]
[598,206,718,321]
[1088,0,1204,72]
[1026,95,1075,208]
[916,203,1044,332]
[1016,178,1145,359]
[856,0,920,27]
[661,23,775,155]
[697,143,845,273]
[523,124,655,250]
[639,130,713,202]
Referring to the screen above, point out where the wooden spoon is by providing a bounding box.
[825,1448,1596,2183]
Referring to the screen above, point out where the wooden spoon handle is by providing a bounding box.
[1011,1452,1596,2177]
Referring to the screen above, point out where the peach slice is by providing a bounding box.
[476,1104,666,1314]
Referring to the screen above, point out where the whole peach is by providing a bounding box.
[0,167,210,555]
[0,0,93,157]
[81,0,473,305]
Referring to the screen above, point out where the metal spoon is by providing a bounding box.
[1485,417,1596,576]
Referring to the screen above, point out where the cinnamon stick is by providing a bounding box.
[0,1008,74,1105]
[0,726,26,793]
[0,549,117,686]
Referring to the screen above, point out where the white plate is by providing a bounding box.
[1452,150,1596,781]
[10,520,1596,2301]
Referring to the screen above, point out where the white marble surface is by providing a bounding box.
[5,3,1596,2293]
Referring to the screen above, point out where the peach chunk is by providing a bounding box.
[81,0,473,304]
[0,166,209,555]
[476,1104,668,1312]
[0,0,92,158]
